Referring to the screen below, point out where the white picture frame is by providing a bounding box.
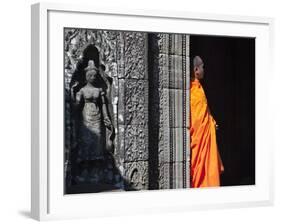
[31,2,274,221]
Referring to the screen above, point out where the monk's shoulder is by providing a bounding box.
[191,85,207,103]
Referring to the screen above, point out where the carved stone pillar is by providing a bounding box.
[116,32,149,190]
[149,33,190,189]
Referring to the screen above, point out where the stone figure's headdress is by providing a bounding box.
[85,60,98,81]
[85,60,98,72]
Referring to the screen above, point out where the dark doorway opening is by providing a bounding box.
[190,35,255,186]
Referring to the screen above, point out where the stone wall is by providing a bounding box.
[64,28,190,192]
[116,32,149,190]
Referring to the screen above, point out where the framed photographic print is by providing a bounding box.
[31,2,274,221]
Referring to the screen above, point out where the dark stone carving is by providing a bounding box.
[64,29,190,193]
[64,29,123,192]
[124,161,149,190]
[118,79,149,126]
[124,79,148,126]
[157,34,169,55]
[158,162,169,189]
[118,79,148,125]
[159,162,187,189]
[124,32,147,79]
[116,32,125,78]
[149,33,190,189]
[124,125,149,162]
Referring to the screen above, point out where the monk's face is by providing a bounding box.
[194,59,204,80]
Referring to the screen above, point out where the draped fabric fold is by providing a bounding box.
[190,79,224,188]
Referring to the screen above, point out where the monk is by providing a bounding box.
[190,56,224,188]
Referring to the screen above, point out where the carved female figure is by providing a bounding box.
[71,60,112,162]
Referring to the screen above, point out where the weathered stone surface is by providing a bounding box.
[159,161,189,189]
[185,35,190,57]
[124,161,149,190]
[158,53,169,88]
[124,124,149,162]
[171,55,183,88]
[118,79,148,125]
[116,32,125,78]
[65,29,191,192]
[117,78,125,125]
[185,56,190,90]
[116,124,125,169]
[184,157,190,188]
[157,33,170,55]
[154,54,188,89]
[155,33,188,56]
[171,34,183,56]
[172,162,184,189]
[111,77,119,105]
[158,161,169,189]
[124,79,148,125]
[151,36,189,89]
[159,127,190,163]
[90,30,118,78]
[124,32,147,79]
[159,88,190,128]
[149,33,190,190]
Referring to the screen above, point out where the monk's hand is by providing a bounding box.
[215,124,219,130]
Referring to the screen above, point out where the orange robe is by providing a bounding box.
[190,79,224,188]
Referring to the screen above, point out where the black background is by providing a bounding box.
[190,35,255,186]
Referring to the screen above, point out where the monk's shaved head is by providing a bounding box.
[192,56,204,80]
[193,56,203,68]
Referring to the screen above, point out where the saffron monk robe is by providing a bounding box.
[190,56,224,188]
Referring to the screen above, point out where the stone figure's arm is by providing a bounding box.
[76,90,83,104]
[70,81,79,102]
[101,90,112,129]
[71,86,83,108]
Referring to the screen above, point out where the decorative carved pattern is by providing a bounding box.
[159,162,185,189]
[185,158,190,188]
[150,33,190,189]
[64,29,118,81]
[64,29,190,191]
[124,125,148,162]
[158,34,169,55]
[64,29,120,189]
[124,32,147,79]
[159,127,186,163]
[157,36,170,162]
[124,79,148,126]
[182,35,187,187]
[124,161,148,190]
[86,31,118,79]
[158,162,169,189]
[116,124,125,169]
[117,32,149,188]
[116,32,125,78]
[168,34,175,188]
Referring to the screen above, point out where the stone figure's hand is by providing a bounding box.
[72,81,79,89]
[104,117,112,129]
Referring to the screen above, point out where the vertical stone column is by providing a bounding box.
[149,33,190,189]
[117,32,149,190]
